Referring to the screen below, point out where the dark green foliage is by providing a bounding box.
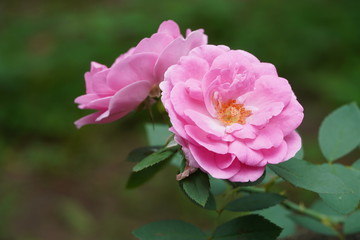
[269,158,350,194]
[132,149,174,172]
[179,171,210,207]
[211,215,282,240]
[225,193,285,212]
[289,214,337,236]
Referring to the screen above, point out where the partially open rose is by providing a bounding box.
[160,45,304,182]
[75,20,207,128]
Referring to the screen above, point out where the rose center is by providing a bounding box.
[216,99,252,125]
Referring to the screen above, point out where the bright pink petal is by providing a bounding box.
[247,125,284,150]
[215,153,236,169]
[107,53,158,90]
[189,144,239,179]
[229,165,265,182]
[284,131,302,160]
[185,125,228,154]
[232,124,257,139]
[270,96,304,136]
[262,141,288,164]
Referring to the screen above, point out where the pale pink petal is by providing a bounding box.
[284,131,302,160]
[75,94,99,105]
[244,76,292,107]
[189,44,229,66]
[170,82,207,117]
[246,102,284,126]
[185,125,228,154]
[97,80,152,120]
[133,33,174,54]
[184,109,225,137]
[81,97,111,110]
[235,50,260,63]
[107,53,158,90]
[252,62,278,77]
[75,111,126,129]
[157,20,181,38]
[164,55,209,85]
[154,29,207,83]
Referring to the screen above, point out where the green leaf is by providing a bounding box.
[127,146,161,162]
[344,210,360,235]
[209,177,229,195]
[294,147,304,159]
[145,123,171,146]
[353,159,360,170]
[318,164,360,214]
[289,214,337,236]
[256,205,296,238]
[212,214,282,240]
[132,220,207,240]
[133,149,174,172]
[310,200,345,220]
[225,193,285,212]
[204,193,217,210]
[126,160,168,189]
[169,151,185,168]
[269,158,350,194]
[319,102,360,162]
[180,171,210,207]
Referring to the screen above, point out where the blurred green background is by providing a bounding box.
[0,0,359,239]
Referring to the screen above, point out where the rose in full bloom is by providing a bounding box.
[74,20,207,128]
[160,45,304,182]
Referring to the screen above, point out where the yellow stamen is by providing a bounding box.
[216,99,251,126]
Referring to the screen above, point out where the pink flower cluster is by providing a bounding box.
[75,20,303,182]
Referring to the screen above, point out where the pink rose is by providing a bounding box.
[160,45,304,182]
[74,20,207,128]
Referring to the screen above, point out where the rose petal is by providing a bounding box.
[262,141,288,164]
[97,80,152,120]
[157,20,181,38]
[284,131,302,160]
[184,109,225,137]
[155,29,207,83]
[189,144,239,179]
[229,165,265,182]
[185,125,228,154]
[107,53,158,90]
